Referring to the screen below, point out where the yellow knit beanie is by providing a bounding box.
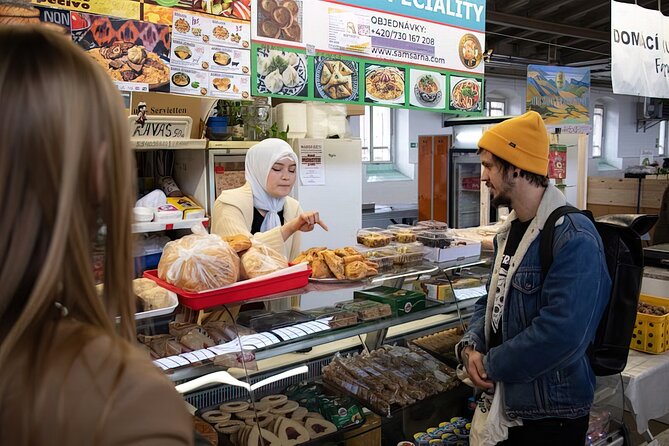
[478,111,549,176]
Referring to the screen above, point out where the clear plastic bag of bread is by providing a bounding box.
[157,223,240,291]
[240,239,289,279]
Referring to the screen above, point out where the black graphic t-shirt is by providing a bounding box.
[489,218,533,349]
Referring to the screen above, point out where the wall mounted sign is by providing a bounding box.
[250,0,485,115]
[526,65,590,127]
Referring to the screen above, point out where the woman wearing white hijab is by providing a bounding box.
[212,138,328,260]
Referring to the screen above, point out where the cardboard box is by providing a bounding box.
[423,237,481,265]
[354,286,425,316]
[167,196,205,219]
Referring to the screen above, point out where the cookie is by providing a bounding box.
[201,409,231,424]
[220,401,250,413]
[260,394,288,407]
[289,406,308,422]
[270,400,299,414]
[245,413,274,428]
[235,408,268,419]
[214,419,246,434]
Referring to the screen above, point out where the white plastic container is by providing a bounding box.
[274,103,307,138]
[133,207,154,222]
[154,204,183,222]
[306,102,329,138]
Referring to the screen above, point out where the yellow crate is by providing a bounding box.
[630,294,669,354]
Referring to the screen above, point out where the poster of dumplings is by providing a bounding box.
[71,12,171,92]
[255,46,308,97]
[313,56,359,102]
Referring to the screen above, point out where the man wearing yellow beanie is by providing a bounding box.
[457,111,611,445]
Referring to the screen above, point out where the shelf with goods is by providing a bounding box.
[132,217,209,234]
[134,259,489,444]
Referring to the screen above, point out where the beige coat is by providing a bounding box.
[2,321,193,446]
[212,182,303,261]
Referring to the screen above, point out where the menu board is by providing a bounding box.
[250,0,485,114]
[72,12,172,92]
[31,0,251,22]
[170,10,251,99]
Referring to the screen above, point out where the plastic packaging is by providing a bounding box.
[133,206,154,222]
[417,220,449,230]
[361,248,398,270]
[240,240,289,279]
[157,224,240,291]
[417,231,453,248]
[135,189,167,208]
[357,229,393,248]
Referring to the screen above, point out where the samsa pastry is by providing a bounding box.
[281,64,299,88]
[321,250,345,280]
[265,69,284,93]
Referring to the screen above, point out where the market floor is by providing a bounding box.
[631,415,669,445]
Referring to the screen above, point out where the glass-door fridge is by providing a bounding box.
[449,149,482,228]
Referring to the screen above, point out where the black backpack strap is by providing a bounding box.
[540,205,582,278]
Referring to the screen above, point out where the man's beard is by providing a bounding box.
[491,192,511,208]
[489,174,515,208]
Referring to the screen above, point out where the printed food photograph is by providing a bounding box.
[314,57,359,101]
[210,19,251,48]
[257,0,302,43]
[192,0,251,20]
[449,76,482,112]
[409,69,445,109]
[458,33,482,69]
[364,65,405,105]
[256,47,307,97]
[72,13,171,92]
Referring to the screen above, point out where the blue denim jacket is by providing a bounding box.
[458,186,612,419]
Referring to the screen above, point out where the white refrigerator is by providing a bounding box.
[290,138,362,249]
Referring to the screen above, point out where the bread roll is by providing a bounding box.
[132,277,158,295]
[240,243,289,279]
[223,234,252,253]
[158,232,240,291]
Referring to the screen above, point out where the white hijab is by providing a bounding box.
[245,138,298,232]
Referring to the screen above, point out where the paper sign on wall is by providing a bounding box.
[299,142,325,186]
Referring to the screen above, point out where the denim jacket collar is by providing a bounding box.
[483,185,567,345]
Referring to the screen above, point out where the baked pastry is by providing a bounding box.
[269,400,299,414]
[344,260,367,280]
[287,406,308,422]
[132,277,158,295]
[342,254,364,264]
[272,416,310,445]
[244,413,274,428]
[305,417,337,438]
[158,232,240,291]
[193,416,218,445]
[261,394,288,407]
[311,257,334,279]
[240,244,289,279]
[223,234,252,253]
[213,419,245,435]
[201,410,231,424]
[321,250,345,280]
[137,334,185,358]
[137,286,170,310]
[220,401,250,413]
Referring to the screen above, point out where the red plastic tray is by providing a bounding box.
[143,266,311,310]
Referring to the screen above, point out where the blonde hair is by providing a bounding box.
[0,26,136,442]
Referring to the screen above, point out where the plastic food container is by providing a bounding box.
[361,248,398,271]
[357,229,393,248]
[416,220,448,230]
[391,243,425,265]
[336,300,392,321]
[305,307,358,329]
[387,228,418,243]
[244,310,313,332]
[133,206,154,222]
[417,231,453,248]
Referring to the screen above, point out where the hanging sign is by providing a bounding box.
[548,144,567,180]
[611,0,669,99]
[250,0,485,115]
[526,65,590,127]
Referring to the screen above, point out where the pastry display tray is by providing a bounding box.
[143,263,311,310]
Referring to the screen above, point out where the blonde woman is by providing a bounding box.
[0,27,193,445]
